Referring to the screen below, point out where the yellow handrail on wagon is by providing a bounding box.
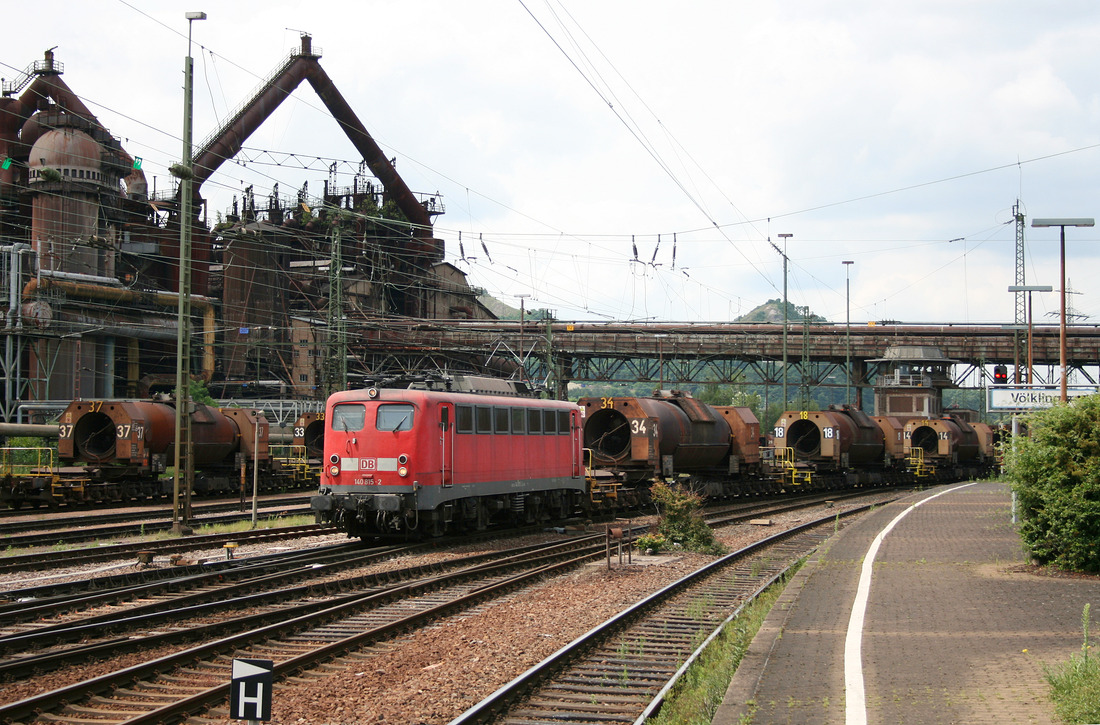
[1,446,58,479]
[270,444,318,486]
[583,448,621,503]
[772,446,813,487]
[906,447,936,478]
[1,446,62,496]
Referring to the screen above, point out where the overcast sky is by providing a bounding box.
[5,1,1100,326]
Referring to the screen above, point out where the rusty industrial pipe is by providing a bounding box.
[22,277,217,382]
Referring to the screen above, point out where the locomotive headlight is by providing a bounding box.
[398,466,408,477]
[329,453,339,464]
[367,387,379,399]
[398,454,409,465]
[328,464,340,477]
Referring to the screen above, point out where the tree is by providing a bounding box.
[694,384,735,406]
[1005,395,1100,571]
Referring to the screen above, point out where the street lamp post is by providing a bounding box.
[1008,284,1052,385]
[1031,218,1094,402]
[172,10,206,533]
[842,260,854,405]
[778,233,792,407]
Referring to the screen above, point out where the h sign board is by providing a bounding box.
[230,658,273,722]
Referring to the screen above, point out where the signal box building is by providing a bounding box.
[869,345,957,419]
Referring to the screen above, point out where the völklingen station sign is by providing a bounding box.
[988,386,1098,412]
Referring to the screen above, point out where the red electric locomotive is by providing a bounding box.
[311,377,587,538]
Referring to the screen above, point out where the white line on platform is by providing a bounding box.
[844,482,980,725]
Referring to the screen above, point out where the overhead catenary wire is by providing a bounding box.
[5,13,1094,326]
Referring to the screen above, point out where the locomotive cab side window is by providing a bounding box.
[543,409,557,435]
[476,406,493,434]
[456,405,474,433]
[494,407,510,434]
[331,404,366,432]
[376,403,415,432]
[557,410,571,434]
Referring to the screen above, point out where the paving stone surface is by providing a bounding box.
[714,482,1100,725]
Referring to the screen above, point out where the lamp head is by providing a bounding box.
[1032,218,1094,228]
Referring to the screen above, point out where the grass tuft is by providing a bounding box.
[647,564,799,725]
[1045,603,1100,724]
[1046,654,1100,723]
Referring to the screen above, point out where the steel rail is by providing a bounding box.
[0,534,618,724]
[0,494,883,723]
[0,522,335,574]
[0,534,603,660]
[0,539,359,606]
[448,505,877,724]
[0,495,309,530]
[1,505,314,549]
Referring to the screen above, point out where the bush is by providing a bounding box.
[636,533,667,553]
[2,436,56,468]
[1005,395,1100,572]
[650,481,726,555]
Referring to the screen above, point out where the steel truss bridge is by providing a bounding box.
[353,319,1100,401]
[5,318,1098,422]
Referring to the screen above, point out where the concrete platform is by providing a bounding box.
[713,481,1100,725]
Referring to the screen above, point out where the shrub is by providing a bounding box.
[650,481,726,555]
[636,533,667,553]
[1005,395,1100,572]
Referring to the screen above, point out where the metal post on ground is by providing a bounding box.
[251,420,259,527]
[843,260,854,406]
[778,233,792,408]
[172,10,205,535]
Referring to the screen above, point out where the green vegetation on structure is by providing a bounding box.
[644,481,726,555]
[1004,394,1100,572]
[189,380,217,407]
[1045,603,1100,724]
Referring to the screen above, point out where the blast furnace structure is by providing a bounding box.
[0,38,495,424]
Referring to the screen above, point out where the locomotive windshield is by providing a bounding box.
[331,404,365,432]
[377,404,415,432]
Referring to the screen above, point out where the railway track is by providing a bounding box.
[0,541,414,678]
[702,488,878,528]
[0,493,882,724]
[1,505,314,551]
[0,522,336,575]
[0,494,309,532]
[450,508,866,724]
[0,530,630,723]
